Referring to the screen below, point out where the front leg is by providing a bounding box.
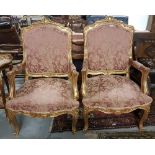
[83,106,89,131]
[139,106,150,133]
[6,110,20,135]
[71,109,79,134]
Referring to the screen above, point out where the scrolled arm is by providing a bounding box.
[70,63,79,100]
[129,59,150,94]
[7,62,25,99]
[81,58,88,97]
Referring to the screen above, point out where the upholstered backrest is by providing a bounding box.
[22,22,71,74]
[84,18,134,71]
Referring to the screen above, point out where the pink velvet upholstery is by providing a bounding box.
[85,24,132,71]
[83,75,152,110]
[23,24,70,74]
[6,78,79,114]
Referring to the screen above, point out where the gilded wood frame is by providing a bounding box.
[82,16,152,132]
[6,19,79,135]
[83,16,134,75]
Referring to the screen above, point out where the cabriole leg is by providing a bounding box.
[139,107,150,133]
[6,110,20,135]
[83,107,89,131]
[72,109,79,134]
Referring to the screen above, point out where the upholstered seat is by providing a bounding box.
[83,75,152,111]
[6,78,79,114]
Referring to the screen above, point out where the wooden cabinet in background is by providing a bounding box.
[133,32,155,90]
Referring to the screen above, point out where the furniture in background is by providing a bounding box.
[0,23,22,89]
[86,15,128,25]
[19,15,45,27]
[147,15,155,32]
[0,54,13,109]
[133,32,155,91]
[0,54,13,92]
[81,17,152,132]
[0,25,22,64]
[0,16,12,29]
[5,20,79,135]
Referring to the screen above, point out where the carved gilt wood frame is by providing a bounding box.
[21,18,73,79]
[83,16,134,76]
[6,19,79,135]
[82,16,152,132]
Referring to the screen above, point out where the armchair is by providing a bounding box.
[5,20,79,135]
[82,17,152,132]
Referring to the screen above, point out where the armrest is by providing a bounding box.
[70,63,79,100]
[7,62,25,98]
[129,59,150,94]
[81,59,88,97]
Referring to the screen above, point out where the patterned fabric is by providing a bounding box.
[83,75,152,110]
[6,78,79,114]
[23,24,70,74]
[85,24,132,71]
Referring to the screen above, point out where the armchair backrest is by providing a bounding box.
[22,20,72,77]
[84,17,134,73]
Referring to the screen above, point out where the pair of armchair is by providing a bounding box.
[5,17,152,135]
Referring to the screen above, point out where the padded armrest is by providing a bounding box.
[130,59,150,73]
[130,59,150,94]
[81,58,88,97]
[70,63,79,100]
[7,62,25,98]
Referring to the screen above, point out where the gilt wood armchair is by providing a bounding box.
[5,20,79,135]
[82,17,153,132]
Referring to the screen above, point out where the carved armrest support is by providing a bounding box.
[129,59,150,94]
[7,62,25,99]
[70,63,79,100]
[81,59,88,97]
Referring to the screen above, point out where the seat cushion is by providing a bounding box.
[6,78,79,114]
[83,75,152,111]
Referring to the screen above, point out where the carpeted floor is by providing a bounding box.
[51,90,155,133]
[97,131,155,139]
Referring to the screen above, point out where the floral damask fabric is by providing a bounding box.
[6,78,79,114]
[23,24,70,74]
[83,75,152,110]
[85,25,132,71]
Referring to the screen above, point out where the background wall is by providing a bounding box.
[128,15,149,31]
